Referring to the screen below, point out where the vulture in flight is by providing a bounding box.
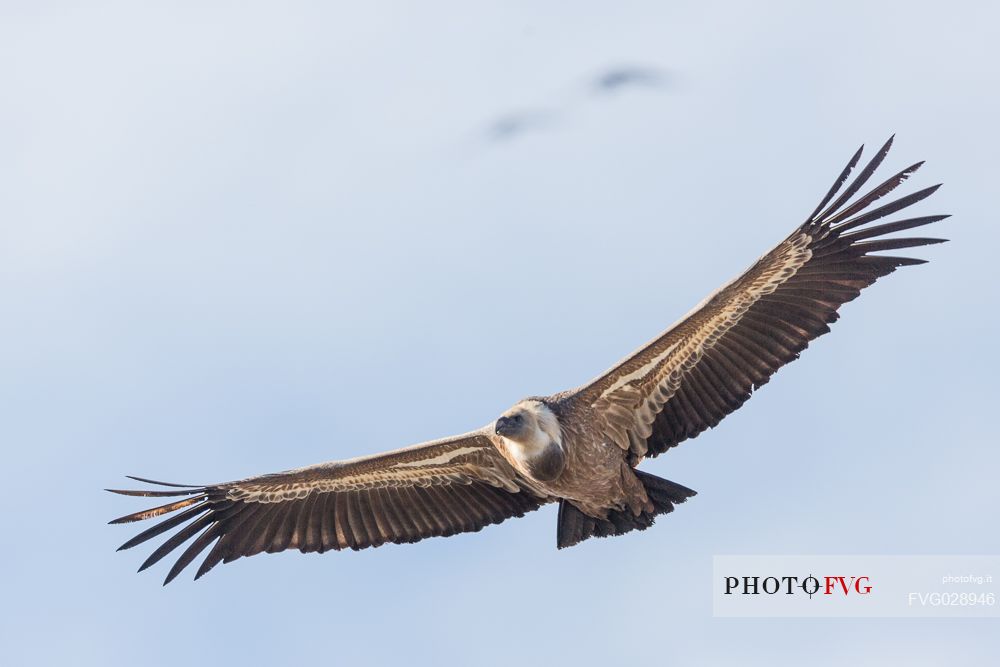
[110,137,948,584]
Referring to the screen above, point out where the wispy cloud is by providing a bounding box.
[485,110,558,142]
[591,65,670,94]
[482,64,671,144]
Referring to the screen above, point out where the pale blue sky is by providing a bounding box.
[2,1,998,665]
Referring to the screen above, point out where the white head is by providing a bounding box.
[494,399,563,454]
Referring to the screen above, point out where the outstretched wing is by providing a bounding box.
[576,136,948,461]
[109,431,548,584]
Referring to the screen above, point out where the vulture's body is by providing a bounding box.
[110,138,949,584]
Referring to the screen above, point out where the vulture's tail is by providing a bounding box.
[556,470,696,549]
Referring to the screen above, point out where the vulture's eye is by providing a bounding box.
[512,414,523,423]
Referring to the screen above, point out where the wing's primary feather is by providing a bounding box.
[578,138,948,461]
[110,432,548,583]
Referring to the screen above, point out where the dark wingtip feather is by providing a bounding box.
[873,256,931,267]
[125,476,202,488]
[106,487,201,498]
[855,237,948,253]
[163,524,226,585]
[808,143,865,222]
[115,503,212,551]
[841,214,952,242]
[108,496,205,525]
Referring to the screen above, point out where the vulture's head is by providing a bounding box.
[494,399,562,453]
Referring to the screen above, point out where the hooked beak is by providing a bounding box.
[495,416,516,437]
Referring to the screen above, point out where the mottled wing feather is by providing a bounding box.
[578,137,948,461]
[109,431,548,583]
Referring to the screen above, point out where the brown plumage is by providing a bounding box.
[110,137,948,583]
